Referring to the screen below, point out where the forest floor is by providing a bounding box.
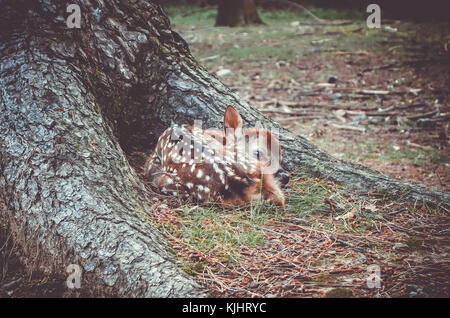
[144,5,450,298]
[1,6,449,298]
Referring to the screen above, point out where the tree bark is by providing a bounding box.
[0,0,448,298]
[0,0,207,297]
[216,0,264,27]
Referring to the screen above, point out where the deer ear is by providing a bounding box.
[224,105,243,132]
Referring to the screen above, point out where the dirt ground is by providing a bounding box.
[1,6,449,298]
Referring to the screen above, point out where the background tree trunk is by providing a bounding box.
[0,0,448,297]
[216,0,264,27]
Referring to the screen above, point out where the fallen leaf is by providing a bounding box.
[337,207,356,220]
[365,204,378,212]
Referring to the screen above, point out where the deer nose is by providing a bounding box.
[275,169,290,187]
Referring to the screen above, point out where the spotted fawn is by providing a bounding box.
[143,106,289,208]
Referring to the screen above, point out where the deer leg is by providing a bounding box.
[261,174,286,208]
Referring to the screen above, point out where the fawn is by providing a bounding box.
[143,106,289,208]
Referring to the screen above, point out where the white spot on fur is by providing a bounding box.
[213,163,221,174]
[225,166,234,176]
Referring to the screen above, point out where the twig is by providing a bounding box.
[329,236,367,253]
[279,217,309,226]
[273,116,323,121]
[388,209,407,216]
[0,277,22,291]
[406,140,428,150]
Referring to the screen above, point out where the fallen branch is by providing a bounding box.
[331,124,366,132]
[365,111,400,117]
[359,90,391,95]
[407,110,438,120]
[394,103,428,110]
[406,140,428,150]
[262,108,322,116]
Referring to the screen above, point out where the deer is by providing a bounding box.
[143,105,290,208]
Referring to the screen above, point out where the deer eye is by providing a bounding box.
[253,150,262,159]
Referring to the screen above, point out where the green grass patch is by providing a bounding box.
[165,4,365,27]
[324,287,353,298]
[381,146,450,166]
[165,5,218,27]
[286,176,357,219]
[165,4,389,64]
[158,203,274,264]
[315,137,450,167]
[261,7,365,23]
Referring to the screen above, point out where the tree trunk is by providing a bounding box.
[216,0,264,27]
[0,0,207,297]
[0,0,448,298]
